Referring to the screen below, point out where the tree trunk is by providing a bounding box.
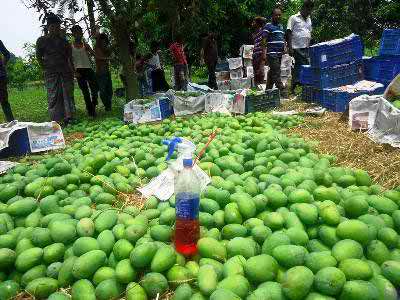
[86,0,96,37]
[113,18,139,101]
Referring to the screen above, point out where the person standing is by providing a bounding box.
[148,41,170,93]
[252,17,267,86]
[287,0,314,95]
[36,14,75,125]
[202,33,218,90]
[135,54,149,97]
[94,33,113,111]
[169,35,188,91]
[264,7,285,93]
[0,40,14,122]
[71,25,98,117]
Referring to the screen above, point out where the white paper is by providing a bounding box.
[368,98,400,148]
[273,110,298,116]
[204,93,239,114]
[27,122,65,153]
[138,163,211,201]
[349,95,381,130]
[123,97,172,124]
[0,121,64,153]
[0,161,19,174]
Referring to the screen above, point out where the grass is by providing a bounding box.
[0,85,126,124]
[1,67,208,124]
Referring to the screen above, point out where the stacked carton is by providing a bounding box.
[216,44,292,91]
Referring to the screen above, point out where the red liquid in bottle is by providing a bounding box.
[174,192,200,257]
[174,218,200,257]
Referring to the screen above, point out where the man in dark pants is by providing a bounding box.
[169,35,188,91]
[0,40,14,122]
[36,14,75,125]
[264,7,285,94]
[71,25,98,117]
[287,0,314,95]
[95,32,113,111]
[202,33,218,90]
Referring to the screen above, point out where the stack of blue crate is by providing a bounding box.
[364,29,400,87]
[300,34,386,112]
[300,35,364,107]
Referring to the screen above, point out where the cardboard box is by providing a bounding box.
[230,68,244,80]
[228,57,243,70]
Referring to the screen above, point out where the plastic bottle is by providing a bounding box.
[163,137,200,256]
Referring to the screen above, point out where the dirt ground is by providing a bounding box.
[281,100,400,189]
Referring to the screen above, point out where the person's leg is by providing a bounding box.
[77,69,95,116]
[292,48,309,94]
[61,72,75,122]
[275,56,284,92]
[174,64,182,91]
[87,69,99,107]
[207,64,213,88]
[0,79,14,122]
[207,63,217,90]
[159,69,170,91]
[44,73,65,122]
[210,63,218,90]
[253,56,265,86]
[98,72,113,111]
[151,69,159,93]
[291,49,302,94]
[267,56,284,92]
[105,71,113,110]
[183,64,189,91]
[266,58,274,90]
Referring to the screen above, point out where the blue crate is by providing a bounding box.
[0,127,31,158]
[379,29,400,57]
[310,35,363,68]
[301,85,313,102]
[216,62,230,72]
[300,65,313,85]
[158,97,174,119]
[311,60,364,89]
[321,85,386,113]
[363,57,377,79]
[301,86,323,104]
[313,88,323,104]
[364,56,400,85]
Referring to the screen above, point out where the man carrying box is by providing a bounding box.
[287,0,314,96]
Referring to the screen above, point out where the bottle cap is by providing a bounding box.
[183,158,193,167]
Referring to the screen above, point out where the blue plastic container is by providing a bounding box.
[321,85,386,113]
[301,86,323,104]
[363,56,400,85]
[312,60,364,88]
[310,35,363,68]
[379,29,400,57]
[0,127,31,158]
[158,97,174,119]
[301,85,314,102]
[216,62,230,72]
[300,65,313,85]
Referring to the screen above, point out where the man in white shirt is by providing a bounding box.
[287,0,314,95]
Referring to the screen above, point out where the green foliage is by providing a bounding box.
[6,43,42,89]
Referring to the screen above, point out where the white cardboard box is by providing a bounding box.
[230,68,244,80]
[228,57,243,70]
